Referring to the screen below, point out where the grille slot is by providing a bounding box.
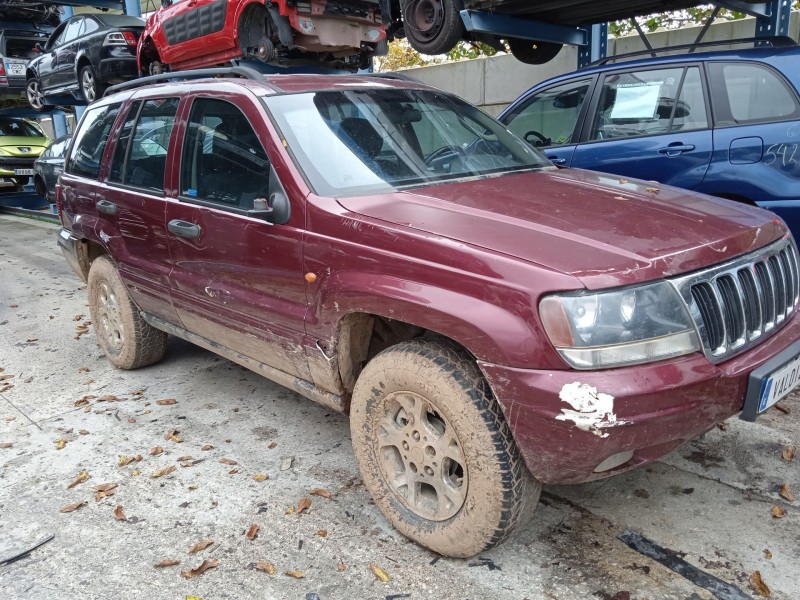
[675,238,799,363]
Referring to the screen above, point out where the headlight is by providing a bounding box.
[539,281,700,369]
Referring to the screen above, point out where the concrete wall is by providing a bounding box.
[401,13,800,116]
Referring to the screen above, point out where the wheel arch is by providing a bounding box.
[73,237,109,282]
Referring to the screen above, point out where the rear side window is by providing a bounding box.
[108,98,179,193]
[709,62,800,124]
[65,103,121,179]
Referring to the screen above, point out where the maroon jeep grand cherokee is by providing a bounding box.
[56,67,800,557]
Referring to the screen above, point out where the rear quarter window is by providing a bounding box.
[65,103,121,179]
[709,62,800,125]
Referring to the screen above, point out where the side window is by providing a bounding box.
[505,78,592,147]
[709,62,800,124]
[83,18,99,36]
[180,98,270,210]
[65,103,121,179]
[62,19,84,44]
[590,67,684,141]
[109,98,179,192]
[671,67,708,132]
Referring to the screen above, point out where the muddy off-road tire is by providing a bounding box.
[350,338,540,557]
[87,256,167,369]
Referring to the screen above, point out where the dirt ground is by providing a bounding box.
[1,214,798,600]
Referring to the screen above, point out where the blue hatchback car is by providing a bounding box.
[499,45,800,237]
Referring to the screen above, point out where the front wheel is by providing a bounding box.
[80,65,104,103]
[26,78,47,111]
[350,338,539,557]
[88,255,167,369]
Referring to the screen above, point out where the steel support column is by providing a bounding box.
[755,0,792,43]
[578,23,608,67]
[123,0,142,17]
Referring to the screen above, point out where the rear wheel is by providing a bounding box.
[402,0,464,56]
[149,60,167,76]
[88,255,167,370]
[350,338,539,557]
[507,38,563,64]
[79,65,104,103]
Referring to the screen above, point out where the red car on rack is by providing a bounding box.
[138,0,388,74]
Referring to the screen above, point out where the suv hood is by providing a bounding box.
[336,168,787,290]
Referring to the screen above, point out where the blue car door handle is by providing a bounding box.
[168,219,202,239]
[658,144,696,156]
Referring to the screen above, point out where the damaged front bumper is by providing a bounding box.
[480,313,800,485]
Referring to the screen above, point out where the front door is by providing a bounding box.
[571,65,713,189]
[164,96,310,379]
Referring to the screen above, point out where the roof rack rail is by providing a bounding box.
[592,35,797,66]
[366,71,422,84]
[104,66,265,97]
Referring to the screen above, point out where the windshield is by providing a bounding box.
[0,118,44,137]
[264,88,552,196]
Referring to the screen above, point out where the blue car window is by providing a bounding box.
[713,63,800,124]
[505,78,592,148]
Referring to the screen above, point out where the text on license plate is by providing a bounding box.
[14,169,34,176]
[7,64,24,76]
[758,354,800,412]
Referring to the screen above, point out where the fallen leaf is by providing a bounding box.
[189,539,214,554]
[268,442,277,449]
[25,338,38,343]
[369,563,390,582]
[3,416,14,422]
[716,421,728,431]
[128,417,136,424]
[764,549,773,559]
[176,455,193,462]
[181,459,204,468]
[83,406,90,413]
[113,505,127,521]
[0,442,12,449]
[188,484,199,491]
[60,500,87,513]
[285,506,295,514]
[280,456,294,471]
[79,367,90,373]
[246,524,260,540]
[779,483,795,502]
[164,429,178,440]
[774,403,791,414]
[164,430,183,443]
[201,445,214,451]
[228,468,240,475]
[131,389,144,396]
[132,469,140,476]
[94,482,118,492]
[181,559,219,579]
[783,446,796,462]
[118,455,136,467]
[67,470,89,489]
[297,497,312,514]
[253,474,268,482]
[337,560,347,572]
[154,559,180,568]
[74,398,90,407]
[98,395,119,402]
[749,570,771,597]
[55,439,67,450]
[255,561,276,575]
[771,505,786,518]
[284,570,305,579]
[0,374,14,381]
[646,187,660,194]
[317,529,328,537]
[618,178,629,185]
[219,458,237,465]
[150,446,164,456]
[152,465,176,478]
[73,314,83,321]
[309,488,331,499]
[156,399,177,406]
[79,429,90,435]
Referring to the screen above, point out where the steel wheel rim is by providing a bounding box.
[375,390,467,521]
[82,70,96,102]
[98,281,124,351]
[27,80,43,109]
[407,0,444,42]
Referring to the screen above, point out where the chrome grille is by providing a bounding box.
[671,238,799,363]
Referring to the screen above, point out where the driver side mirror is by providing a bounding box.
[246,165,291,225]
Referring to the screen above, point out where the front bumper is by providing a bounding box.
[0,156,37,177]
[481,313,800,484]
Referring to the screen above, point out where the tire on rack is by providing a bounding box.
[507,38,563,64]
[402,0,465,56]
[87,255,168,370]
[350,337,540,557]
[79,65,105,103]
[25,78,48,112]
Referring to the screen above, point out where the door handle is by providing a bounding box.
[547,156,567,165]
[96,199,118,215]
[168,219,201,239]
[658,144,695,156]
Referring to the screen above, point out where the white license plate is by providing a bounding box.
[14,169,34,176]
[757,354,800,413]
[7,64,24,76]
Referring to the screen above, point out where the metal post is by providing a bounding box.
[52,111,68,137]
[756,0,791,44]
[124,0,143,17]
[61,5,74,19]
[74,105,86,122]
[578,23,608,68]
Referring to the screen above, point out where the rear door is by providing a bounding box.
[704,60,800,233]
[155,0,231,65]
[571,64,713,189]
[164,94,310,379]
[502,76,595,167]
[94,96,182,323]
